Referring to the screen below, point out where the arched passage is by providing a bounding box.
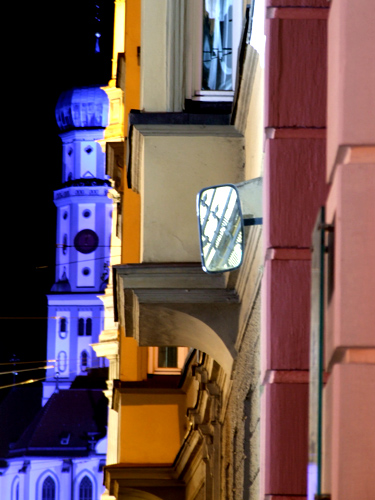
[121,489,164,500]
[138,305,234,374]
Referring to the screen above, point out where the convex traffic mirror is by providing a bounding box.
[197,184,244,273]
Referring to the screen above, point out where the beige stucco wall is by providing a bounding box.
[244,61,264,180]
[141,0,168,111]
[140,0,184,112]
[131,125,246,263]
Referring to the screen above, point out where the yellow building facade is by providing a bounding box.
[95,1,265,499]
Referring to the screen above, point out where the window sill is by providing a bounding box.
[193,90,234,103]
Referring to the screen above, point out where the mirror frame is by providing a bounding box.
[196,183,245,274]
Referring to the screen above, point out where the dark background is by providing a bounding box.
[1,0,114,396]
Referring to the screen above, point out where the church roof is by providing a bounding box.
[55,86,109,131]
[7,389,107,458]
[0,386,42,457]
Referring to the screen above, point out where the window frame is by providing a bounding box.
[41,475,56,500]
[80,350,89,372]
[185,0,243,102]
[79,475,93,500]
[148,346,189,375]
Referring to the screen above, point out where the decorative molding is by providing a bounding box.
[265,127,326,140]
[266,7,329,20]
[328,346,375,372]
[54,185,110,201]
[333,144,375,170]
[264,495,307,500]
[265,247,311,261]
[104,464,185,497]
[262,369,330,385]
[132,288,239,304]
[115,263,228,290]
[263,370,310,385]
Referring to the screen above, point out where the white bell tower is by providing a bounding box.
[43,86,112,404]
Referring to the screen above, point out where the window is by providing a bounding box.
[202,0,234,91]
[60,317,67,332]
[59,317,68,339]
[57,351,67,372]
[12,478,19,500]
[85,318,92,336]
[80,350,88,372]
[78,318,85,336]
[42,476,55,500]
[148,347,190,374]
[186,0,242,101]
[79,476,93,500]
[158,347,178,368]
[78,318,92,336]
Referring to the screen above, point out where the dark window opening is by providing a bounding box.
[79,476,93,500]
[42,476,55,500]
[86,318,92,336]
[60,317,67,332]
[78,318,85,336]
[158,347,178,368]
[81,351,88,372]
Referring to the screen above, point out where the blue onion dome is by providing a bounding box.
[55,86,109,131]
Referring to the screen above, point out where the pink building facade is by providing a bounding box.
[262,0,375,499]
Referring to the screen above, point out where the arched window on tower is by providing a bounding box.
[42,476,55,500]
[86,318,92,336]
[80,351,88,372]
[79,475,93,500]
[59,317,68,339]
[60,317,67,332]
[78,318,85,336]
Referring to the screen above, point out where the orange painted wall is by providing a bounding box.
[120,335,148,381]
[116,2,191,468]
[122,0,141,265]
[119,393,187,464]
[119,0,146,383]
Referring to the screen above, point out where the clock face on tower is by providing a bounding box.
[74,229,99,254]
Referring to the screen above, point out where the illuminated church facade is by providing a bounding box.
[43,86,113,404]
[0,86,113,500]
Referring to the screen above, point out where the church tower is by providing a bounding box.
[43,86,112,404]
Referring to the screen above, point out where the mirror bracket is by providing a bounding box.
[244,217,263,226]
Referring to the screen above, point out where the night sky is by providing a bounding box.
[1,0,114,397]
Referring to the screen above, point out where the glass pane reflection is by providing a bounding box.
[198,185,244,273]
